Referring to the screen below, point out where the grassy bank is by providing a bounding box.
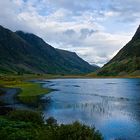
[86,72,140,78]
[0,74,54,106]
[10,82,52,107]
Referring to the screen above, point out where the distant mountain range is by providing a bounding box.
[97,25,140,76]
[0,25,99,74]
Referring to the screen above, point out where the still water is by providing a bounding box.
[42,78,140,140]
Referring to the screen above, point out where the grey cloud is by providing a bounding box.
[63,29,76,37]
[80,28,98,39]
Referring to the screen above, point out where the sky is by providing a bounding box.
[0,0,140,66]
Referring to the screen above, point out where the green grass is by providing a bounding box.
[16,82,50,96]
[10,82,52,106]
[0,74,53,106]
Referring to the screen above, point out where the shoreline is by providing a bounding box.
[0,77,53,109]
[0,74,140,110]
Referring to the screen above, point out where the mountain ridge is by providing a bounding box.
[0,25,99,74]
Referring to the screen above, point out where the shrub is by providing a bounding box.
[54,121,103,140]
[46,117,57,126]
[7,110,44,124]
[1,110,103,140]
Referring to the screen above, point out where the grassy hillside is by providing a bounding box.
[0,25,99,75]
[97,25,140,76]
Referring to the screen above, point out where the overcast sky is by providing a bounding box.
[0,0,140,66]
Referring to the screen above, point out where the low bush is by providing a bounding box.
[48,121,103,140]
[7,110,44,125]
[0,110,103,140]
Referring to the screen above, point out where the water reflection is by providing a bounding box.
[42,79,140,140]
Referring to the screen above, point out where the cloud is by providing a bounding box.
[0,0,139,66]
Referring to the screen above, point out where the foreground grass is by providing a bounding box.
[0,110,103,140]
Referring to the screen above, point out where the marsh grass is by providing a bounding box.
[0,74,53,107]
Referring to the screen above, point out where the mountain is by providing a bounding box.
[0,25,99,74]
[97,25,140,76]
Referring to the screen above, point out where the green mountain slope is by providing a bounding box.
[0,25,99,74]
[97,25,140,76]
